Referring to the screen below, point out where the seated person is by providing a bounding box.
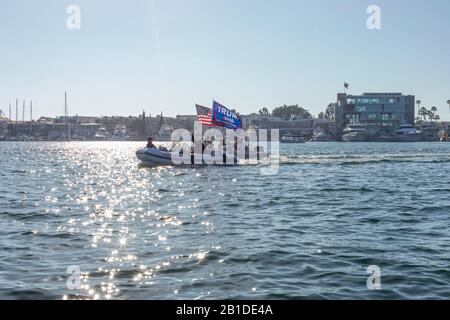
[146,137,156,149]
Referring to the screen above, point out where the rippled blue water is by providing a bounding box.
[1,141,450,300]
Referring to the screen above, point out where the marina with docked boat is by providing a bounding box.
[1,92,449,143]
[342,124,422,142]
[336,93,450,142]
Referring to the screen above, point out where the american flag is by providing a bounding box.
[196,104,215,127]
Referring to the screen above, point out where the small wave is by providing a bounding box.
[10,170,27,174]
[320,187,374,192]
[340,158,450,166]
[417,205,450,214]
[2,211,43,221]
[1,289,58,300]
[278,155,450,166]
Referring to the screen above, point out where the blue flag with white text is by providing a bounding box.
[212,101,242,130]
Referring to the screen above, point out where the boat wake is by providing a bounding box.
[277,153,450,166]
[136,147,450,168]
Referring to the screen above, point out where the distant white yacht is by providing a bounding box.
[312,128,333,142]
[342,125,367,142]
[111,125,129,141]
[157,125,174,141]
[393,124,422,142]
[94,127,110,140]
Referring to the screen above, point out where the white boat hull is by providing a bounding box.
[136,148,240,167]
[136,148,176,166]
[392,134,422,142]
[342,134,367,142]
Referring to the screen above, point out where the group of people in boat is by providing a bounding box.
[145,136,264,162]
[146,136,234,153]
[146,137,170,152]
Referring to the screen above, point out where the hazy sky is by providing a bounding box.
[1,0,449,119]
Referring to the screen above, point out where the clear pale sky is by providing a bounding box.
[0,0,449,119]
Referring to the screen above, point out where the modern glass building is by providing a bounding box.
[335,93,415,140]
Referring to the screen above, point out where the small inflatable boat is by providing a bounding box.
[136,148,176,166]
[136,148,267,167]
[136,147,240,167]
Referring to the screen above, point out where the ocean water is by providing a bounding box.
[1,141,450,300]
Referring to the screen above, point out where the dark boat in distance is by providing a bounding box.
[392,124,422,142]
[280,134,305,144]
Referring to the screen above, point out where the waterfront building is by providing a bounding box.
[416,122,440,141]
[242,113,281,129]
[55,115,98,124]
[47,123,70,140]
[2,110,339,141]
[175,115,197,132]
[0,116,9,139]
[437,122,450,141]
[247,117,335,140]
[335,93,415,140]
[5,121,71,140]
[78,123,104,139]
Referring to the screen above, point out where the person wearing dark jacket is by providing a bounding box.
[146,137,156,149]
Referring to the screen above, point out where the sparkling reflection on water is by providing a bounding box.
[1,141,450,299]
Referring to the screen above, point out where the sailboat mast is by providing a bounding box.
[15,99,18,136]
[65,92,71,140]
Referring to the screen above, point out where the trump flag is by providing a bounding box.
[211,101,242,130]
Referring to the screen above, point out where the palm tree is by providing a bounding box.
[419,107,428,121]
[416,100,422,118]
[325,103,336,120]
[258,107,270,116]
[430,106,438,123]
